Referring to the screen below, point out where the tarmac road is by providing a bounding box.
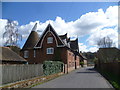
[33,66,113,88]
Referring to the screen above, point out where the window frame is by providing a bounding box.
[47,48,54,54]
[24,50,29,58]
[47,37,53,43]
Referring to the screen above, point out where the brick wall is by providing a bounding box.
[76,56,80,68]
[67,50,75,72]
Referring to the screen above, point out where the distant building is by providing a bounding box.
[0,47,27,64]
[80,53,87,67]
[20,23,83,73]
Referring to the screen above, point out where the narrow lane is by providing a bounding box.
[33,66,113,88]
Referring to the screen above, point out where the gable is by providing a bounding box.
[34,24,65,48]
[70,38,79,52]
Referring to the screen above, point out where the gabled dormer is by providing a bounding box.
[70,38,79,52]
[34,24,65,48]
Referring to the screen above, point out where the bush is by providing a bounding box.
[80,61,84,67]
[43,61,64,76]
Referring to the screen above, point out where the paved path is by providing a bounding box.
[33,66,113,88]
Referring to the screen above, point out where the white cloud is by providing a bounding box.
[0,6,118,52]
[79,43,88,52]
[0,19,7,46]
[86,6,118,48]
[87,28,118,47]
[88,47,99,53]
[79,43,98,53]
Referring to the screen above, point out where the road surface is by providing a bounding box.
[33,66,113,88]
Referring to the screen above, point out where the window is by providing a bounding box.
[47,37,53,43]
[34,50,36,58]
[24,50,29,58]
[69,53,71,56]
[47,48,54,54]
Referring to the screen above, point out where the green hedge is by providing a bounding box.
[43,61,64,76]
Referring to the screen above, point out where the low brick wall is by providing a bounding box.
[1,64,43,85]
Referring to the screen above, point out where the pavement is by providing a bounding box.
[32,66,113,88]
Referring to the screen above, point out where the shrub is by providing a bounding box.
[43,61,64,76]
[80,61,84,67]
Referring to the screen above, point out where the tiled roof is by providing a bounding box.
[70,38,79,52]
[22,23,39,50]
[22,31,39,50]
[0,47,27,62]
[59,33,67,40]
[59,33,79,52]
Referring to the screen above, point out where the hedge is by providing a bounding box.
[43,61,64,76]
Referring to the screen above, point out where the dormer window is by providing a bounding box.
[47,37,53,43]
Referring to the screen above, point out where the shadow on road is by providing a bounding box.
[76,67,97,74]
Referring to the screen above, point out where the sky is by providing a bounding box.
[0,2,119,52]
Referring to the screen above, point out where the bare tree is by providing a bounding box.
[3,19,22,46]
[97,36,114,48]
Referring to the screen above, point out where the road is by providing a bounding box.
[33,66,113,88]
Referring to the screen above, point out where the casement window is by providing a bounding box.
[47,37,53,43]
[24,50,29,58]
[34,50,36,58]
[47,48,54,54]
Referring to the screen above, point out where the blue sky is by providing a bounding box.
[2,2,117,25]
[1,2,118,52]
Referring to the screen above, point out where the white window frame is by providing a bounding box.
[47,48,54,54]
[34,50,36,58]
[24,50,29,58]
[47,37,53,43]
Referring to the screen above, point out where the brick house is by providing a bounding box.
[20,23,81,73]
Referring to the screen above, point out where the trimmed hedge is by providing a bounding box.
[43,61,64,76]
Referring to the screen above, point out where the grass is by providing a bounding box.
[98,70,120,90]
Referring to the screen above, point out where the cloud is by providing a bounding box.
[79,43,88,52]
[87,28,118,47]
[0,19,7,46]
[78,43,98,53]
[88,47,99,53]
[0,6,118,52]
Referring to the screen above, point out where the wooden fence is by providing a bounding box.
[97,62,120,76]
[0,64,43,85]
